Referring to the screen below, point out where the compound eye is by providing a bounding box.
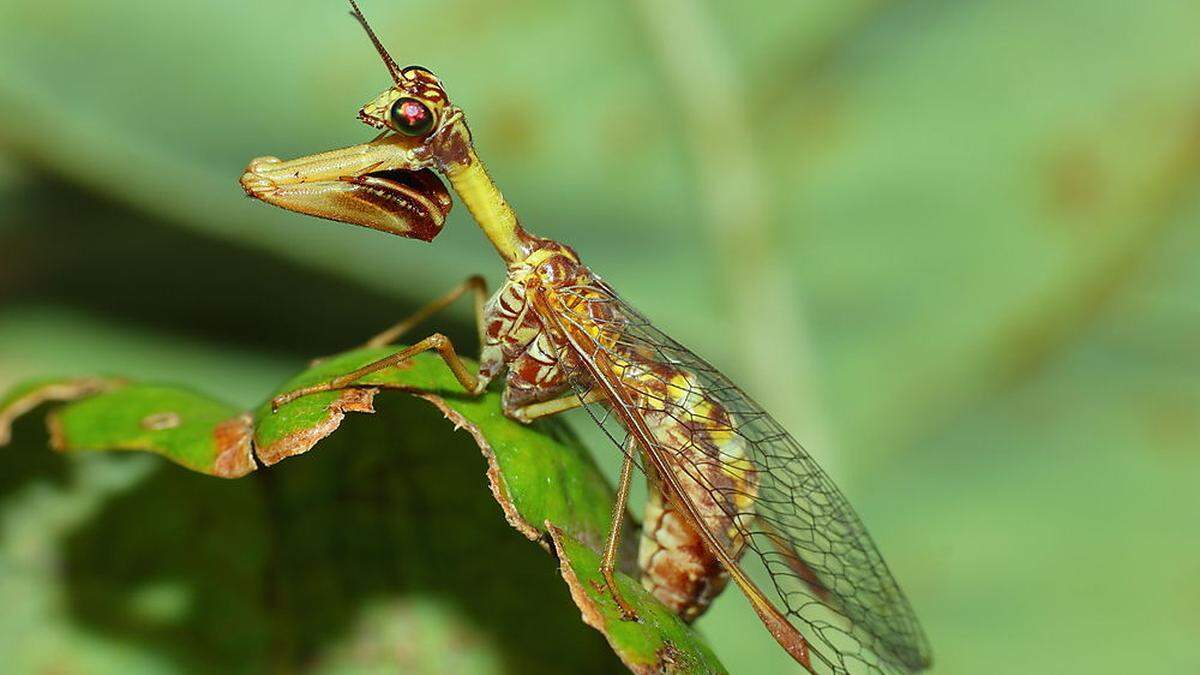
[401,65,434,79]
[390,97,436,137]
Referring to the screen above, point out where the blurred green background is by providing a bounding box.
[1,0,1198,673]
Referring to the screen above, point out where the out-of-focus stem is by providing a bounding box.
[628,0,834,466]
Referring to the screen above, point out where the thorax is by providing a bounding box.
[475,241,592,394]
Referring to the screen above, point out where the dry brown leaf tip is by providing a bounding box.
[0,378,125,446]
[214,413,257,478]
[255,387,379,466]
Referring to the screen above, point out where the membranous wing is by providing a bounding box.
[541,279,932,674]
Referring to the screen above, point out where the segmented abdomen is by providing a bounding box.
[620,358,759,622]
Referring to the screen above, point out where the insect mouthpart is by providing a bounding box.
[347,166,453,240]
[239,149,453,242]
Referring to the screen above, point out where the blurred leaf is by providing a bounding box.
[0,377,124,446]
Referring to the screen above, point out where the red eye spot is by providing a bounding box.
[390,97,435,136]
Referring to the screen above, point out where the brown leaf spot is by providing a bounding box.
[213,413,256,478]
[0,377,125,446]
[141,411,181,431]
[656,642,682,671]
[254,388,378,466]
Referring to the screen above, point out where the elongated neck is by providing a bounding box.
[445,147,533,263]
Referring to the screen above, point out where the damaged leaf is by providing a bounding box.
[0,347,726,673]
[550,525,728,675]
[46,382,255,478]
[252,346,617,548]
[0,376,124,446]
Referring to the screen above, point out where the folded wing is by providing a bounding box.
[539,279,932,674]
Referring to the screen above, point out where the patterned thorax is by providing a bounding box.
[476,241,580,411]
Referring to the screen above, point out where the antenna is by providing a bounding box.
[348,0,403,84]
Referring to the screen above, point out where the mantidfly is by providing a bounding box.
[239,3,932,673]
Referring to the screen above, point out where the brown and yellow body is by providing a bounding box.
[472,242,757,620]
[240,5,932,670]
[631,370,757,621]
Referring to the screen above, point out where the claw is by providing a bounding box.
[270,389,305,412]
[590,577,640,622]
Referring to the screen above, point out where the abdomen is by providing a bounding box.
[630,362,758,622]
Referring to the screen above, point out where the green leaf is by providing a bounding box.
[550,525,727,675]
[50,384,255,479]
[251,347,617,548]
[0,347,725,673]
[7,2,1199,672]
[0,377,125,446]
